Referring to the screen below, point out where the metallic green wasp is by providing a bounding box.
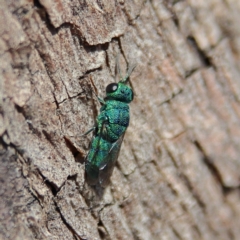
[84,62,135,187]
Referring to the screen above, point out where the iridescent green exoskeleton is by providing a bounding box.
[84,62,135,187]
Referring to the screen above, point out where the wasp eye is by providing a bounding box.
[106,83,118,93]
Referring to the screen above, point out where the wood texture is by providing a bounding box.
[1,0,240,239]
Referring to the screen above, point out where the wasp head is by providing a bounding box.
[105,82,133,103]
[105,64,136,103]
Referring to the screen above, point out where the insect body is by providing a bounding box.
[85,64,135,187]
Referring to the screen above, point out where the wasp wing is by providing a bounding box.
[85,134,102,186]
[98,133,125,187]
[85,120,113,186]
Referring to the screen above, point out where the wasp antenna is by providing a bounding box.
[116,53,123,81]
[123,64,137,83]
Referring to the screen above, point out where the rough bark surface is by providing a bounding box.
[1,0,240,239]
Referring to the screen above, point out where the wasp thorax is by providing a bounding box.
[105,82,133,103]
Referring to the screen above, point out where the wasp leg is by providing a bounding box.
[96,96,105,105]
[81,127,96,136]
[91,91,105,105]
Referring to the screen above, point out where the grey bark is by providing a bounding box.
[1,0,240,239]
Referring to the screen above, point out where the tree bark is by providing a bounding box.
[1,0,240,239]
